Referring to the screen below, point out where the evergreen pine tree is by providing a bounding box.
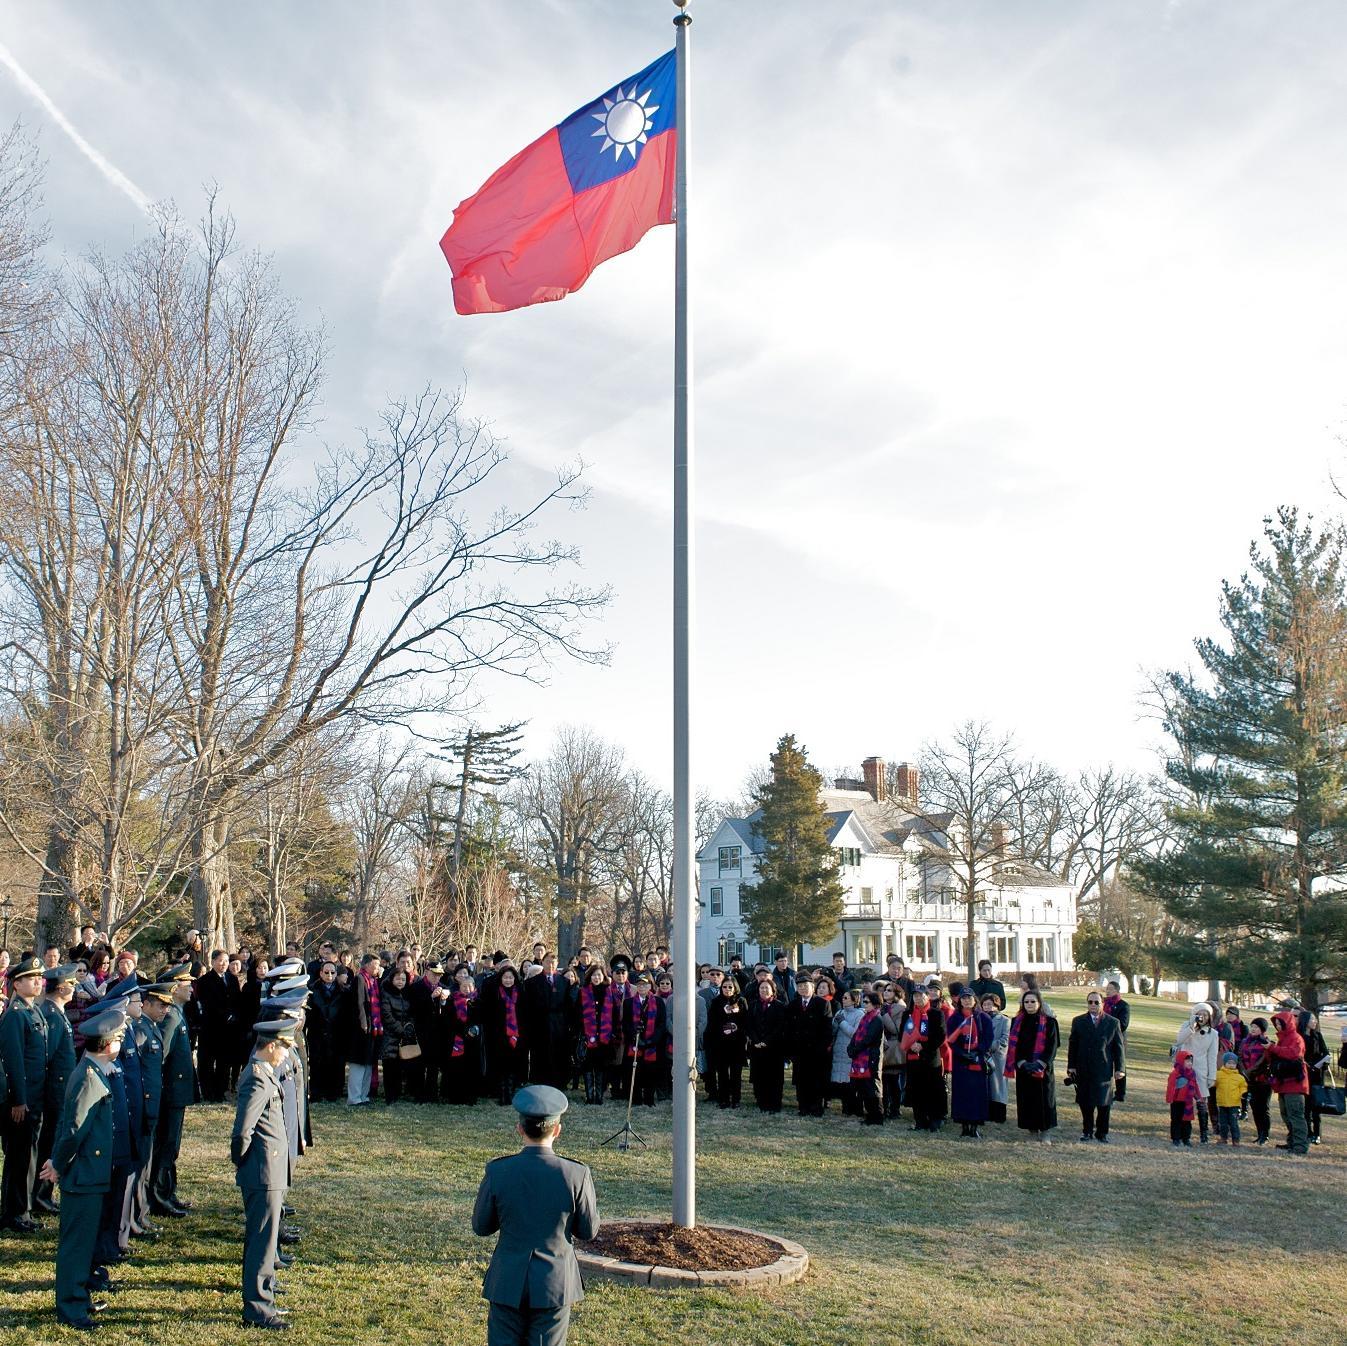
[739,734,844,953]
[1140,508,1347,1007]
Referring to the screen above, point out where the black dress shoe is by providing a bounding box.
[174,1198,195,1210]
[90,1299,109,1314]
[243,1317,290,1330]
[151,1203,186,1219]
[281,1205,295,1217]
[278,1231,300,1246]
[57,1317,97,1331]
[33,1196,60,1215]
[275,1252,294,1268]
[87,1279,121,1294]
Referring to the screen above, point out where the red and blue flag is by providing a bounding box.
[441,50,677,315]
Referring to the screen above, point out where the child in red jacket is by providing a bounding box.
[1166,1049,1199,1146]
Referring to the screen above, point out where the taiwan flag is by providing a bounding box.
[441,50,677,315]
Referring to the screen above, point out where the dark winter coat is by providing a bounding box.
[1066,1011,1125,1108]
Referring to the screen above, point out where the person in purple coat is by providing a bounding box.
[946,986,993,1139]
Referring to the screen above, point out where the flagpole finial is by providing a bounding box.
[672,0,690,19]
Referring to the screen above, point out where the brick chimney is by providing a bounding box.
[990,821,1008,856]
[894,761,919,807]
[862,756,886,803]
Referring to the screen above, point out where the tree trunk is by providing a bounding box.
[190,814,236,952]
[966,892,977,984]
[36,827,80,951]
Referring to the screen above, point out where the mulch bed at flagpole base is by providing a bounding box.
[577,1220,809,1289]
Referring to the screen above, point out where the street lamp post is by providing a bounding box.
[0,895,13,953]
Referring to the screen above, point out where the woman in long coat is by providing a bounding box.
[745,980,788,1112]
[1005,989,1058,1138]
[704,977,748,1108]
[830,991,864,1115]
[480,965,528,1104]
[846,992,886,1125]
[305,962,350,1102]
[946,987,994,1138]
[441,963,481,1105]
[574,965,619,1104]
[982,992,1010,1124]
[899,984,947,1131]
[378,969,419,1105]
[879,984,907,1119]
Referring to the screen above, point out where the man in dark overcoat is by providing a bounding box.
[1066,989,1126,1142]
[785,972,833,1116]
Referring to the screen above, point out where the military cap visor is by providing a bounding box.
[142,983,175,1003]
[8,955,45,979]
[512,1084,569,1122]
[161,963,193,982]
[43,962,82,984]
[253,1018,297,1041]
[81,1006,128,1039]
[272,975,310,994]
[104,972,142,1000]
[261,961,304,980]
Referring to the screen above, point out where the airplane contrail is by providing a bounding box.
[0,37,153,215]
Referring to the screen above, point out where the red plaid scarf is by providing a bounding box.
[580,985,615,1045]
[501,985,519,1048]
[948,1009,983,1071]
[362,970,383,1036]
[451,988,475,1058]
[849,1008,880,1080]
[1166,1052,1199,1118]
[629,995,660,1062]
[1005,1010,1049,1077]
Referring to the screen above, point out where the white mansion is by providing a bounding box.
[696,757,1078,976]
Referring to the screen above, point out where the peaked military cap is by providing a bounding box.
[609,954,632,973]
[43,962,81,985]
[253,1018,298,1043]
[8,954,44,980]
[142,983,175,1004]
[160,962,193,982]
[512,1084,569,1122]
[273,975,310,994]
[104,972,142,1000]
[81,1006,128,1039]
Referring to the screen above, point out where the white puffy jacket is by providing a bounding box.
[1174,1010,1220,1093]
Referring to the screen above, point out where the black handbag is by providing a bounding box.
[1311,1067,1345,1116]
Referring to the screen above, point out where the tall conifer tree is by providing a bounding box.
[1141,508,1347,1007]
[739,734,844,953]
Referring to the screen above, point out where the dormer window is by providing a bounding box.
[718,846,741,876]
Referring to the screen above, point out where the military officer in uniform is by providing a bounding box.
[472,1084,599,1346]
[1,954,49,1232]
[149,964,196,1217]
[232,1017,295,1330]
[132,983,169,1237]
[34,963,79,1215]
[40,1004,125,1330]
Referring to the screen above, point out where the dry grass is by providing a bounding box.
[0,991,1341,1344]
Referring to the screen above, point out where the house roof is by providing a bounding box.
[701,791,1073,891]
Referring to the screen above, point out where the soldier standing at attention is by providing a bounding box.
[232,1017,295,1331]
[472,1084,599,1346]
[132,984,170,1238]
[40,1004,127,1330]
[149,964,196,1217]
[34,964,79,1216]
[1,954,49,1233]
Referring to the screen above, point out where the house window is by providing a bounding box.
[717,937,745,965]
[718,846,741,875]
[1025,936,1054,964]
[949,936,969,969]
[905,934,935,964]
[709,887,723,916]
[989,935,1016,965]
[761,945,788,963]
[853,935,878,966]
[837,846,861,868]
[860,887,873,904]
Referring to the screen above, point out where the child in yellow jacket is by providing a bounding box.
[1214,1052,1245,1145]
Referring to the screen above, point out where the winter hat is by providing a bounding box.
[1221,1052,1238,1067]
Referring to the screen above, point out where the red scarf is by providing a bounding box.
[849,1008,880,1080]
[451,988,475,1058]
[501,984,519,1048]
[1005,1011,1049,1077]
[1103,993,1123,1016]
[580,985,615,1046]
[900,1005,928,1062]
[947,1009,984,1071]
[629,995,660,1063]
[362,970,383,1036]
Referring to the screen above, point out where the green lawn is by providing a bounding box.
[1,991,1342,1345]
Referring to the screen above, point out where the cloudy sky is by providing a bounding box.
[2,0,1345,797]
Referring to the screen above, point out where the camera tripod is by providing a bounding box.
[600,1047,648,1152]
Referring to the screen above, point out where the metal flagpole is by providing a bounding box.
[670,0,696,1230]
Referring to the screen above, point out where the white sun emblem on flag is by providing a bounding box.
[591,84,659,160]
